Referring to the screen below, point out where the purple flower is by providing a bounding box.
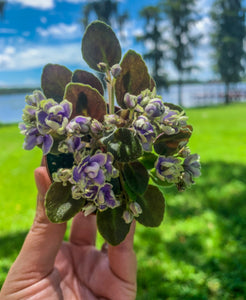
[66,116,91,135]
[96,183,119,208]
[84,185,99,200]
[22,106,38,124]
[21,126,53,155]
[155,156,183,183]
[162,107,188,127]
[37,99,72,135]
[104,152,119,179]
[182,154,201,186]
[25,90,46,107]
[133,115,156,151]
[145,98,165,118]
[58,136,85,154]
[73,153,107,186]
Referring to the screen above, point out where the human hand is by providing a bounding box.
[0,166,137,300]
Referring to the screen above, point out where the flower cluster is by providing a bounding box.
[20,86,200,222]
[19,91,72,155]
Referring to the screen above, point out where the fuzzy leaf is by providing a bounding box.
[41,64,72,103]
[123,161,149,195]
[45,153,74,180]
[82,21,121,71]
[154,125,193,156]
[45,182,85,223]
[115,50,151,108]
[72,69,104,96]
[64,82,106,121]
[123,181,137,201]
[138,151,158,170]
[150,77,156,91]
[97,205,130,245]
[164,102,184,113]
[136,185,165,227]
[107,128,143,162]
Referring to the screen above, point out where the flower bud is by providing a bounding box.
[122,210,134,224]
[104,114,121,126]
[129,202,142,217]
[82,203,97,216]
[91,119,103,135]
[111,64,122,78]
[71,185,83,200]
[53,168,72,185]
[97,62,107,72]
[124,93,137,109]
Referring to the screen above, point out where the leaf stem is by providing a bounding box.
[106,69,116,114]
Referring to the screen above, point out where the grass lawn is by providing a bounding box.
[0,103,246,299]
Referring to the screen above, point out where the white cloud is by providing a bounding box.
[8,0,54,10]
[59,0,123,3]
[0,43,85,71]
[36,23,81,39]
[40,17,48,24]
[0,28,17,34]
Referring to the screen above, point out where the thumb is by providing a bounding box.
[13,167,67,278]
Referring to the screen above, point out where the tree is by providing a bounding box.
[82,0,128,36]
[137,6,168,89]
[0,0,6,19]
[162,0,201,106]
[210,0,245,104]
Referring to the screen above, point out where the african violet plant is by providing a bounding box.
[19,21,201,245]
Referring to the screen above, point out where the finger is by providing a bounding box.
[13,167,66,278]
[69,212,97,246]
[108,221,137,284]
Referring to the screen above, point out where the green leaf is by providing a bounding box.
[150,77,156,91]
[136,185,165,227]
[123,161,149,195]
[45,182,85,223]
[123,181,137,201]
[97,205,131,245]
[82,21,121,71]
[72,69,104,96]
[164,102,184,113]
[115,50,151,108]
[154,125,193,156]
[41,64,72,103]
[138,151,158,170]
[107,128,143,162]
[45,153,74,179]
[64,82,106,121]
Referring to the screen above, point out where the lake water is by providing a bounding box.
[1,83,246,123]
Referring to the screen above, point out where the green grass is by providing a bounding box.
[0,103,246,299]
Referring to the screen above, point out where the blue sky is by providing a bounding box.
[0,0,223,87]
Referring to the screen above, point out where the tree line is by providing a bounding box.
[81,0,246,106]
[1,0,245,105]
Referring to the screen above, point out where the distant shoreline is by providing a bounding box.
[0,87,40,95]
